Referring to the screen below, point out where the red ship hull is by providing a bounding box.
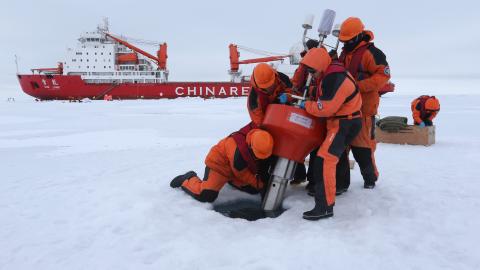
[17,74,394,100]
[17,74,251,100]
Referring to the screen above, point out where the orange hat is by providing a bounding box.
[425,97,440,111]
[252,63,276,89]
[246,129,274,159]
[300,47,331,73]
[339,17,365,42]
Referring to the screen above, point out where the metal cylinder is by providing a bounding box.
[262,157,297,213]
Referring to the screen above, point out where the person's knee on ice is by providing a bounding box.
[171,126,274,204]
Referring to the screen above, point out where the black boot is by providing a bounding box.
[364,180,376,189]
[290,163,307,185]
[170,171,197,188]
[303,204,334,221]
[336,188,348,195]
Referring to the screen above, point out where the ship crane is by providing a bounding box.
[104,33,168,71]
[229,44,292,82]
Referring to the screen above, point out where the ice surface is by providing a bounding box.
[1,82,479,269]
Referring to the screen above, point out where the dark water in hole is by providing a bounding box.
[213,199,286,221]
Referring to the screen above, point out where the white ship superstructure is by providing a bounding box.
[63,20,168,84]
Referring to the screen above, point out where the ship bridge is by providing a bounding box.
[62,23,168,84]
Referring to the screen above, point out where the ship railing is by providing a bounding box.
[72,71,161,77]
[91,72,115,76]
[84,78,166,84]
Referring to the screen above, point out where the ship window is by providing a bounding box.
[95,59,97,62]
[87,52,89,55]
[104,66,106,68]
[87,59,89,62]
[95,52,97,55]
[80,59,82,62]
[87,66,89,68]
[109,53,112,55]
[101,53,103,55]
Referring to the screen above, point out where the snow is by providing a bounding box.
[1,81,480,270]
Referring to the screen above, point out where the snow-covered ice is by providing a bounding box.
[1,82,479,270]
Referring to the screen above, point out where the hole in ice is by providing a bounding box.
[213,199,286,221]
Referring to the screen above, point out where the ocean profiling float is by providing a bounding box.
[214,10,335,221]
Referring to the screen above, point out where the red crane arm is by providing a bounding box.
[229,43,289,72]
[238,55,289,65]
[105,33,160,63]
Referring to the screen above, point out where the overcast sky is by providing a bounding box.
[1,0,479,86]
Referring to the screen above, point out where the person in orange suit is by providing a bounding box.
[300,47,362,220]
[248,63,309,182]
[411,95,440,127]
[338,17,391,189]
[290,44,323,187]
[290,47,350,196]
[248,63,293,126]
[170,124,274,203]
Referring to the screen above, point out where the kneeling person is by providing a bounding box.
[170,125,274,203]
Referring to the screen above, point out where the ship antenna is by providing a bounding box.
[14,54,19,74]
[103,17,109,32]
[97,17,109,33]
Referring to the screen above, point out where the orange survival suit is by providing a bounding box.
[170,124,273,203]
[248,63,293,126]
[291,50,349,193]
[301,48,363,220]
[247,63,309,181]
[411,95,440,126]
[338,17,391,188]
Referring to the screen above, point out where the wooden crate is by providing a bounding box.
[375,125,435,146]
